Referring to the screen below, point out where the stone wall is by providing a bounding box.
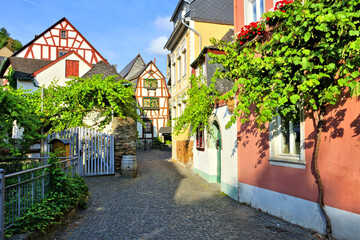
[111,117,136,173]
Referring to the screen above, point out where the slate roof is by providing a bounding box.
[190,0,234,25]
[9,57,52,79]
[220,29,234,42]
[119,54,145,79]
[82,61,121,79]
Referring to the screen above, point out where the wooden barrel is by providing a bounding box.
[121,155,137,178]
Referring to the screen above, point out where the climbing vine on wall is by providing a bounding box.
[173,71,219,136]
[210,0,360,238]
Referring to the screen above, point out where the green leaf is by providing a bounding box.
[304,32,311,42]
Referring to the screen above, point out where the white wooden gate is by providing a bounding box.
[44,127,115,176]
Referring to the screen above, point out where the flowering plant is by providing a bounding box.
[236,0,294,46]
[274,0,294,11]
[237,21,266,45]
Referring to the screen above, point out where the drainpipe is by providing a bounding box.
[181,0,201,53]
[181,18,201,51]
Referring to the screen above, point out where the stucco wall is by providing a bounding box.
[234,0,274,33]
[237,96,360,238]
[193,105,238,199]
[35,53,91,88]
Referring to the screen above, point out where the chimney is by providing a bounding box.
[112,64,117,71]
[154,58,156,64]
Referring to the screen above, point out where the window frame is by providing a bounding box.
[58,50,68,58]
[171,61,176,87]
[143,121,153,134]
[144,78,158,90]
[268,110,305,168]
[65,60,79,78]
[196,126,205,151]
[143,97,160,110]
[244,0,265,25]
[182,49,187,78]
[177,55,181,82]
[61,30,67,39]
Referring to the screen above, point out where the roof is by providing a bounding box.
[9,57,52,79]
[0,57,7,72]
[220,28,234,42]
[119,54,145,79]
[165,0,233,51]
[190,0,234,25]
[159,127,172,134]
[170,0,185,22]
[82,61,121,79]
[0,47,13,58]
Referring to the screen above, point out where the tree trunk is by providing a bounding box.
[313,110,333,239]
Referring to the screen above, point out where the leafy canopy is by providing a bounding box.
[211,0,360,128]
[0,87,42,155]
[0,27,23,52]
[30,75,140,132]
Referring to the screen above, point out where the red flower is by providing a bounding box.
[282,10,286,13]
[258,32,261,35]
[240,41,243,45]
[266,17,270,21]
[253,31,255,34]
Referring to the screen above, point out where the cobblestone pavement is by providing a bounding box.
[50,149,316,240]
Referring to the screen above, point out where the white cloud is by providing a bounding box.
[155,16,172,32]
[147,36,169,55]
[99,49,122,65]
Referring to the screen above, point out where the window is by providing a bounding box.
[177,56,181,81]
[144,121,152,133]
[196,126,205,151]
[144,79,157,89]
[171,62,176,87]
[58,50,68,58]
[66,60,79,78]
[182,49,187,78]
[143,97,159,110]
[61,30,67,39]
[269,111,305,168]
[245,0,265,24]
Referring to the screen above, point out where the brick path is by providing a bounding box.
[50,149,316,240]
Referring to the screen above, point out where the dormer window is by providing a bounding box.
[61,30,67,39]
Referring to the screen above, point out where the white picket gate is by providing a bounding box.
[43,127,115,176]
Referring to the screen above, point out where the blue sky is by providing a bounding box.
[0,0,177,78]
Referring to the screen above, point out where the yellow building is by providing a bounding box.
[164,0,233,167]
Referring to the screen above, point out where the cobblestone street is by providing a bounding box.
[50,149,316,240]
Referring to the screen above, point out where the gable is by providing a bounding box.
[121,54,146,80]
[136,62,170,98]
[33,51,92,88]
[13,18,108,65]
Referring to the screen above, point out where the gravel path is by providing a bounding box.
[50,149,316,240]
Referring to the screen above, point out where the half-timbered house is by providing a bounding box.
[120,54,170,144]
[0,17,118,91]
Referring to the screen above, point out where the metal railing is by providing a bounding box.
[0,156,79,240]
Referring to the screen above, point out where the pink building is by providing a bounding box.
[234,1,360,239]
